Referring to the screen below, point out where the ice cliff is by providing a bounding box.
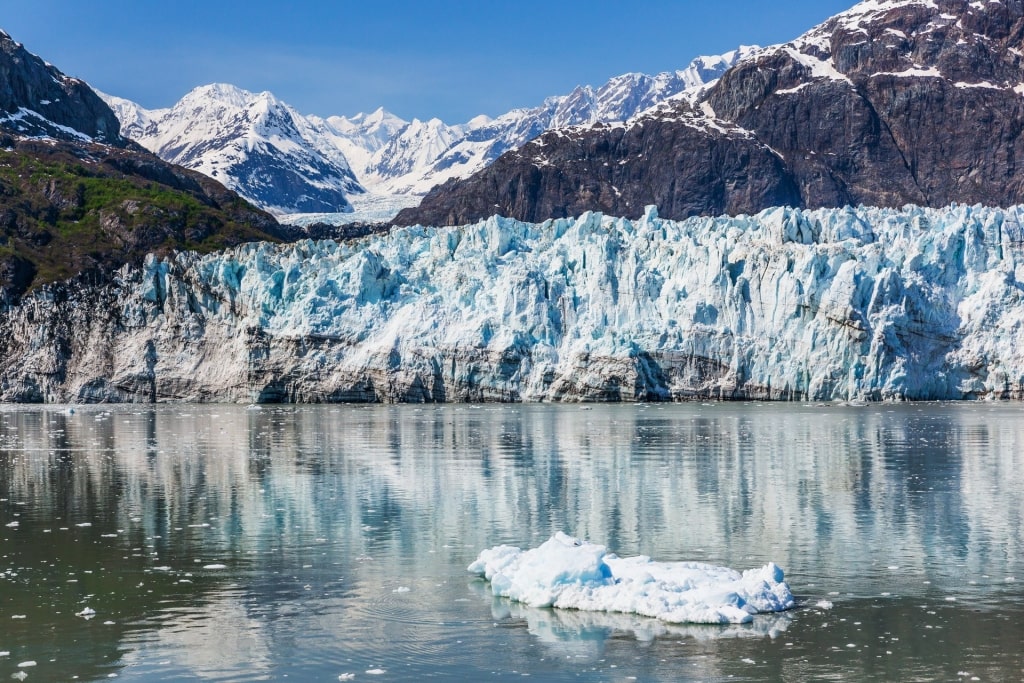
[2,203,1024,403]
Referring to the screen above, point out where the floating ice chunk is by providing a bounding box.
[11,672,27,681]
[469,532,794,624]
[338,675,355,681]
[76,607,96,618]
[392,586,411,593]
[11,615,26,619]
[5,522,18,528]
[16,662,35,668]
[75,523,92,528]
[815,600,834,610]
[203,564,227,570]
[366,669,386,675]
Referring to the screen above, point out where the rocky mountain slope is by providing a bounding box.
[103,49,756,215]
[395,0,1024,226]
[2,204,1021,403]
[0,31,286,301]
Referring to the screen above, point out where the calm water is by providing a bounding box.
[0,403,1022,682]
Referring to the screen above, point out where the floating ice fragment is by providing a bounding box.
[75,607,96,618]
[392,586,411,593]
[75,523,91,528]
[815,600,834,610]
[5,522,18,528]
[469,532,793,624]
[0,652,8,657]
[203,564,227,570]
[11,672,27,681]
[11,615,26,619]
[15,662,34,668]
[741,658,756,664]
[103,621,115,625]
[338,675,355,681]
[365,670,386,675]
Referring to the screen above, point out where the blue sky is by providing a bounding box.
[5,1,854,122]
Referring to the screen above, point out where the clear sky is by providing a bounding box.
[4,0,855,123]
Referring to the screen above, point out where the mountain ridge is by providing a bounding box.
[101,47,758,215]
[395,0,1024,226]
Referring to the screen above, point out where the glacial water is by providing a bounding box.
[0,403,1022,682]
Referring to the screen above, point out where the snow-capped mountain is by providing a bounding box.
[101,47,757,215]
[398,0,1024,226]
[0,29,123,145]
[361,47,760,196]
[101,84,365,215]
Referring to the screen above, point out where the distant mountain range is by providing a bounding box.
[99,48,758,215]
[397,0,1024,225]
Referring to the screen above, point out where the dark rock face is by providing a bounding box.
[0,30,124,144]
[396,0,1024,226]
[402,109,801,224]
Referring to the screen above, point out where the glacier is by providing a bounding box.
[2,202,1024,403]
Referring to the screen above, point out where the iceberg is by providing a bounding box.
[468,532,794,625]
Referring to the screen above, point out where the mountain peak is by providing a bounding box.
[0,30,124,145]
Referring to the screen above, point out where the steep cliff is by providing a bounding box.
[395,0,1024,226]
[2,204,1022,403]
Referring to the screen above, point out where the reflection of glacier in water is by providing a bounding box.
[0,403,1022,681]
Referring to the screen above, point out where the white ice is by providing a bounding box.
[469,532,794,624]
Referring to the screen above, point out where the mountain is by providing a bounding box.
[1,29,123,145]
[102,84,366,215]
[0,31,285,301]
[102,48,756,215]
[361,47,760,196]
[2,204,1023,403]
[395,0,1024,226]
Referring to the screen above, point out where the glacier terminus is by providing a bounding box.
[3,202,1023,404]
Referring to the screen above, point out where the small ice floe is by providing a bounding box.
[203,564,227,570]
[11,615,26,619]
[11,672,27,682]
[76,607,96,619]
[338,675,355,681]
[75,523,92,528]
[5,521,18,528]
[392,586,411,594]
[365,670,386,675]
[469,532,794,624]
[815,600,834,610]
[16,662,35,668]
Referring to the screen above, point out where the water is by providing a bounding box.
[0,403,1021,682]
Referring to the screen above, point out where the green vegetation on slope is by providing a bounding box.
[0,137,284,300]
